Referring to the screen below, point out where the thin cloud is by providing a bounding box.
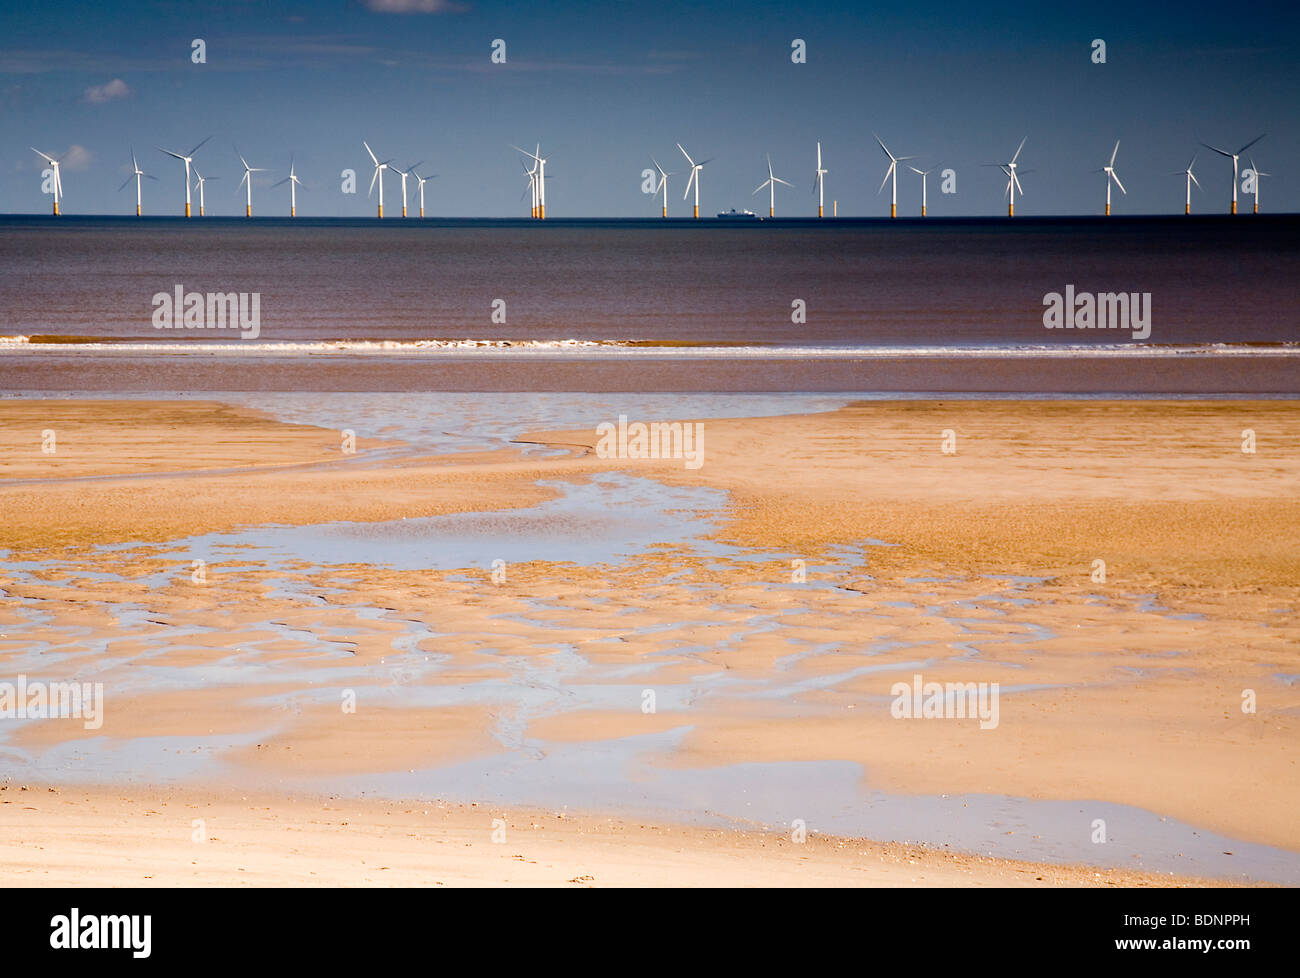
[82,78,131,103]
[365,0,468,12]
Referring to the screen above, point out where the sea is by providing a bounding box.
[1,215,1296,393]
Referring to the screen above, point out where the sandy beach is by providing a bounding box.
[1,396,1297,885]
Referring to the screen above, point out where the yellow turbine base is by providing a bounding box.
[818,205,823,218]
[1105,203,1110,216]
[291,207,296,218]
[921,205,927,217]
[1186,204,1191,215]
[402,207,407,218]
[246,205,251,218]
[539,204,545,220]
[420,208,424,218]
[891,203,896,218]
[378,205,383,219]
[136,205,141,217]
[1254,203,1259,214]
[662,206,667,218]
[200,207,205,217]
[1009,203,1014,218]
[693,205,699,219]
[185,203,191,218]
[1231,201,1237,215]
[769,207,774,218]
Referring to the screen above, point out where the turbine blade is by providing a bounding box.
[368,166,378,197]
[1011,136,1027,164]
[677,143,695,166]
[187,135,212,157]
[773,177,793,187]
[877,165,892,196]
[1200,142,1232,157]
[158,147,186,160]
[31,147,56,164]
[1110,140,1120,167]
[117,175,133,192]
[1189,172,1201,190]
[1111,171,1127,194]
[1238,133,1265,154]
[364,141,379,165]
[753,180,769,195]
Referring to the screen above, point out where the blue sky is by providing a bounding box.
[2,0,1297,216]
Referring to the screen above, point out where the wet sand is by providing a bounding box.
[1,397,1297,884]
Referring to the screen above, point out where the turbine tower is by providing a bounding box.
[813,142,828,218]
[272,154,303,217]
[392,161,421,218]
[192,166,216,217]
[236,149,267,218]
[1200,135,1265,215]
[1095,140,1126,216]
[907,165,934,217]
[1175,153,1202,215]
[678,143,711,219]
[651,157,673,218]
[118,148,156,217]
[873,134,915,219]
[364,141,392,219]
[413,168,435,218]
[1247,155,1271,214]
[984,137,1028,217]
[752,154,793,218]
[511,145,547,219]
[157,136,211,218]
[30,148,64,216]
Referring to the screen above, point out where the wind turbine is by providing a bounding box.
[236,149,267,218]
[157,136,211,218]
[31,148,64,216]
[752,154,793,218]
[813,142,828,218]
[907,165,935,217]
[511,145,547,219]
[873,134,915,219]
[678,143,711,219]
[118,148,156,217]
[1094,140,1126,216]
[192,166,216,217]
[1247,155,1271,214]
[651,157,673,218]
[1200,135,1265,215]
[521,157,538,218]
[1176,153,1202,215]
[392,161,421,218]
[984,137,1028,217]
[364,141,392,219]
[272,154,303,217]
[413,168,436,218]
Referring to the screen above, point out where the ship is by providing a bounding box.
[716,208,758,220]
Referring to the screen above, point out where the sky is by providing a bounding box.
[2,0,1298,217]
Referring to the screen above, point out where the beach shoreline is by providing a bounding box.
[2,395,1297,885]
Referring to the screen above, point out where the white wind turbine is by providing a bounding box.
[753,154,793,218]
[30,148,64,216]
[118,148,156,217]
[511,145,548,219]
[192,166,216,217]
[873,134,915,219]
[1176,152,1202,215]
[813,142,828,218]
[272,154,303,217]
[678,143,711,219]
[413,168,436,218]
[651,157,673,218]
[392,161,421,218]
[906,165,935,217]
[1094,140,1126,216]
[236,149,267,218]
[364,141,393,219]
[1200,134,1265,215]
[520,156,538,217]
[983,136,1028,217]
[1247,155,1271,214]
[157,136,211,218]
